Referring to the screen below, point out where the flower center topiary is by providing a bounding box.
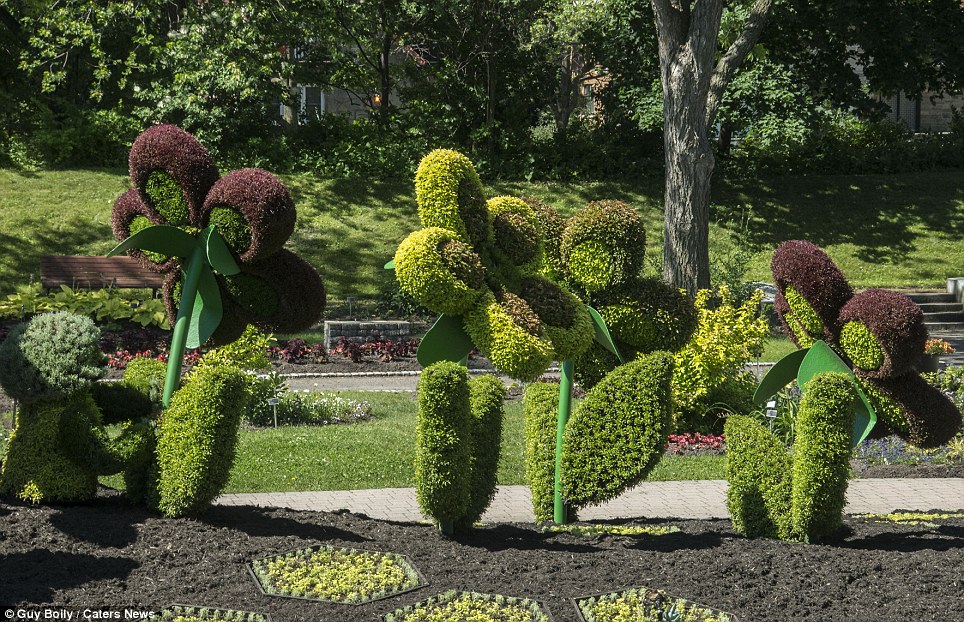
[440,240,486,290]
[145,170,189,226]
[496,290,542,336]
[784,285,823,342]
[518,277,575,328]
[207,205,252,255]
[840,321,885,370]
[493,211,539,265]
[567,240,615,292]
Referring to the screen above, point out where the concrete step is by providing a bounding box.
[918,302,964,314]
[922,311,964,322]
[924,321,964,333]
[906,291,957,304]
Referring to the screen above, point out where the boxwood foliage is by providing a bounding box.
[771,240,853,347]
[122,355,168,402]
[725,372,856,542]
[522,195,566,279]
[414,149,491,250]
[0,395,103,502]
[837,289,927,379]
[464,292,555,383]
[155,364,248,517]
[487,195,543,279]
[457,374,507,530]
[111,189,177,272]
[395,227,486,315]
[790,372,855,541]
[561,353,674,508]
[0,312,104,404]
[415,361,473,526]
[560,200,646,294]
[523,382,562,524]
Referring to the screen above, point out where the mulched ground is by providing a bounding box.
[1,490,962,621]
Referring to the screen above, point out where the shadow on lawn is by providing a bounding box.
[0,550,139,604]
[200,504,369,543]
[713,174,964,265]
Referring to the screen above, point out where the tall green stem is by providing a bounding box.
[162,246,205,407]
[554,359,573,524]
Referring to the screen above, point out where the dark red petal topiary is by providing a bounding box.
[838,289,927,379]
[201,168,296,264]
[864,373,962,448]
[232,250,326,334]
[771,240,853,344]
[111,189,178,273]
[129,124,220,226]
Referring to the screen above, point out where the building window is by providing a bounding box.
[301,86,326,122]
[885,92,920,131]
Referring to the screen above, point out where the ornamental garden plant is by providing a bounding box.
[250,545,423,604]
[0,124,325,517]
[728,239,963,542]
[384,591,550,622]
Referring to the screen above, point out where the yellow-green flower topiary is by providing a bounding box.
[464,292,555,383]
[394,227,486,315]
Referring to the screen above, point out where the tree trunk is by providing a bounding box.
[662,77,714,295]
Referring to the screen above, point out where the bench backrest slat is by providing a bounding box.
[40,255,165,290]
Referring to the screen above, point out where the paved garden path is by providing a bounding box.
[216,479,964,522]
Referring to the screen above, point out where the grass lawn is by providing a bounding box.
[759,335,798,362]
[2,168,961,299]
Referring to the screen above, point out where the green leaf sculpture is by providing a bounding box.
[111,124,326,406]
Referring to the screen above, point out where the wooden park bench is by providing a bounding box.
[40,255,165,293]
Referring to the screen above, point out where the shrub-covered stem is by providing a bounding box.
[554,359,573,524]
[162,245,204,407]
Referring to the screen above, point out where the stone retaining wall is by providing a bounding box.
[323,321,411,349]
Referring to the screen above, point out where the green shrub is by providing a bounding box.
[414,362,473,528]
[457,374,506,530]
[523,382,561,524]
[414,149,491,249]
[725,372,856,542]
[155,364,248,517]
[464,292,554,383]
[0,395,102,502]
[395,227,486,315]
[0,284,169,329]
[599,278,697,353]
[194,325,273,372]
[487,195,543,274]
[560,200,646,293]
[724,415,794,539]
[145,170,190,227]
[839,321,885,371]
[0,312,104,403]
[790,372,855,541]
[673,286,767,432]
[562,353,674,508]
[116,421,159,506]
[122,356,167,403]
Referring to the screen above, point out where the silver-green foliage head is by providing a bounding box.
[0,311,104,403]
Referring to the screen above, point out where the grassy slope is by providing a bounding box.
[2,169,961,298]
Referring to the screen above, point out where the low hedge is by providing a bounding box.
[725,371,856,542]
[522,382,561,524]
[414,361,473,527]
[155,364,248,517]
[457,374,507,531]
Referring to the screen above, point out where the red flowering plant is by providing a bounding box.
[110,125,325,405]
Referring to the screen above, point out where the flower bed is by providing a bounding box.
[384,591,550,622]
[250,545,423,604]
[575,587,738,622]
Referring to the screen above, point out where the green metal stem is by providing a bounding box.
[161,246,205,407]
[554,359,574,524]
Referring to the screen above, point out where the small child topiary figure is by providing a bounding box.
[0,312,107,502]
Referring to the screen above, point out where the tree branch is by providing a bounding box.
[704,0,774,127]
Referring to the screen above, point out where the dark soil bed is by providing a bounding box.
[1,490,962,621]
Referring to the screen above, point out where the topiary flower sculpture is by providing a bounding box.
[515,197,697,524]
[393,149,594,382]
[756,239,961,448]
[110,124,325,405]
